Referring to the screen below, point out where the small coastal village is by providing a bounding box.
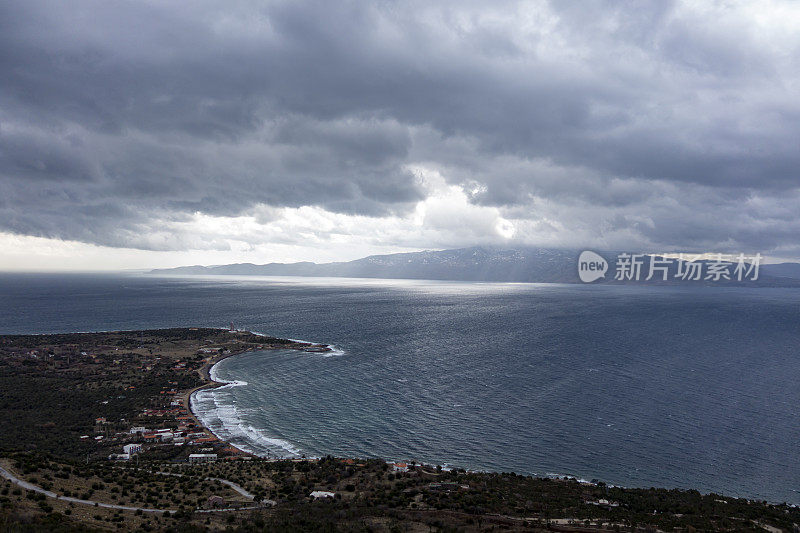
[1,327,799,532]
[4,0,800,531]
[0,327,327,466]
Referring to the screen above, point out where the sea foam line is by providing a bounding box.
[286,338,346,357]
[190,353,303,458]
[250,329,346,357]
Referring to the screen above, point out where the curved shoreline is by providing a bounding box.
[186,331,334,458]
[183,331,797,507]
[184,352,252,456]
[184,337,664,483]
[186,336,603,477]
[187,354,259,457]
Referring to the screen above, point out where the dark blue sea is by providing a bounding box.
[1,273,798,504]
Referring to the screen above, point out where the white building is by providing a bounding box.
[129,426,147,434]
[392,462,409,472]
[310,491,335,499]
[123,443,141,455]
[108,453,130,461]
[188,453,217,463]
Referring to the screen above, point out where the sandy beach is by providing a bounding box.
[183,332,332,458]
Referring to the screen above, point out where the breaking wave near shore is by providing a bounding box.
[251,330,346,357]
[190,355,308,459]
[287,338,346,357]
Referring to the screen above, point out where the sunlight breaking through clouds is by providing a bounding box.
[1,0,799,268]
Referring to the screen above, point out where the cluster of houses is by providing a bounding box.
[108,443,142,461]
[585,498,620,509]
[107,425,226,461]
[104,391,230,461]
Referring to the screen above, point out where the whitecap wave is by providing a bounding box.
[190,358,303,458]
[250,330,345,356]
[209,363,248,387]
[286,336,344,356]
[544,472,596,484]
[320,344,345,357]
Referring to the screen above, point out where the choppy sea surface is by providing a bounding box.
[1,273,798,504]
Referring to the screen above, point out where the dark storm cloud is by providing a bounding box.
[1,0,798,253]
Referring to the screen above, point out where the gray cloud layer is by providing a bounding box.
[1,1,799,255]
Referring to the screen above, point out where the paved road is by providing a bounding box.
[1,464,168,513]
[148,469,271,503]
[210,477,257,501]
[0,463,274,512]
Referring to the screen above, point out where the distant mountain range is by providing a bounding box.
[150,246,800,287]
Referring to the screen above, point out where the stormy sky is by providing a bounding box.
[1,1,799,270]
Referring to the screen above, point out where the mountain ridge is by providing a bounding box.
[149,246,800,286]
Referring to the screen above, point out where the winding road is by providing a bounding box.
[0,463,273,513]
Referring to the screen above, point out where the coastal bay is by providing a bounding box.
[3,274,800,531]
[2,326,799,532]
